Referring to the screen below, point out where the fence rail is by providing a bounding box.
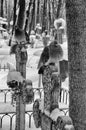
[0,87,69,105]
[0,64,8,71]
[0,86,69,130]
[0,107,69,130]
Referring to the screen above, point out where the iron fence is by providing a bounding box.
[0,64,8,71]
[0,108,69,130]
[0,87,69,130]
[0,87,69,104]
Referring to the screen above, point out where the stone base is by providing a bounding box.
[41,113,52,130]
[41,110,74,130]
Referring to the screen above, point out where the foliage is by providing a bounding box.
[7,79,34,104]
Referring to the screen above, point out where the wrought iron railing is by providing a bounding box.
[0,87,69,105]
[0,87,69,130]
[0,89,12,103]
[60,88,69,104]
[0,64,8,71]
[0,107,69,130]
[0,110,33,130]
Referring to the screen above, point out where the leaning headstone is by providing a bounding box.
[64,124,75,130]
[33,99,41,128]
[56,116,74,130]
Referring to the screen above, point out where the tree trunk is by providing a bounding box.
[39,0,44,28]
[0,1,1,17]
[59,0,65,19]
[24,0,32,33]
[15,0,26,130]
[56,0,62,18]
[52,0,54,24]
[48,0,51,30]
[47,0,50,32]
[12,0,17,35]
[31,6,35,30]
[50,0,54,28]
[15,45,26,130]
[42,0,47,31]
[7,0,11,30]
[28,0,35,37]
[66,0,86,129]
[35,0,37,27]
[36,0,40,24]
[5,0,8,18]
[17,0,25,30]
[1,0,3,17]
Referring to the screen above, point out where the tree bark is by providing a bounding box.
[5,0,8,18]
[66,0,86,129]
[1,0,3,17]
[42,0,47,31]
[39,0,44,28]
[50,0,54,28]
[7,0,11,30]
[56,0,62,18]
[24,0,32,33]
[36,0,40,24]
[15,46,26,130]
[17,0,25,30]
[0,1,1,17]
[48,0,51,30]
[14,0,26,130]
[28,0,35,37]
[47,0,50,31]
[12,0,17,35]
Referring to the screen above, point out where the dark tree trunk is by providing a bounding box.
[28,0,35,37]
[24,0,32,32]
[42,0,47,31]
[39,0,43,28]
[50,0,55,28]
[7,0,11,31]
[52,0,54,24]
[56,0,62,18]
[14,0,26,130]
[36,0,40,23]
[32,7,35,30]
[12,0,17,35]
[5,0,7,18]
[66,0,86,129]
[48,0,51,29]
[1,0,3,17]
[17,0,25,30]
[47,0,51,31]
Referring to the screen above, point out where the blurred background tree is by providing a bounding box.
[0,0,66,40]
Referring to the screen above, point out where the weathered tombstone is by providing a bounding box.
[33,40,74,130]
[33,66,74,130]
[41,113,52,130]
[33,99,41,128]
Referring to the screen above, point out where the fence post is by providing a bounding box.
[15,44,27,130]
